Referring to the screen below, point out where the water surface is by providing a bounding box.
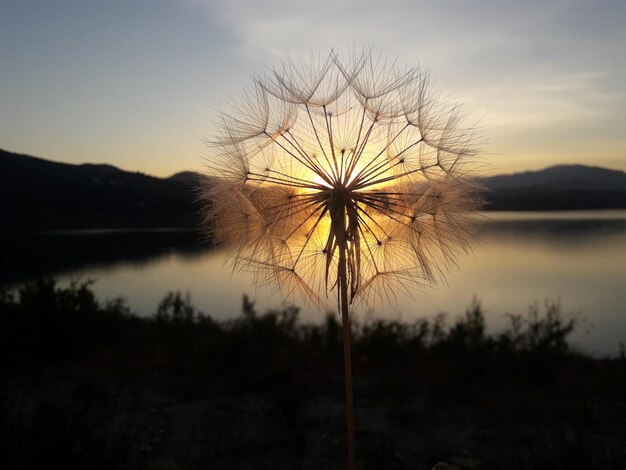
[3,211,625,356]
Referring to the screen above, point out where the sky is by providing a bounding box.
[1,0,625,177]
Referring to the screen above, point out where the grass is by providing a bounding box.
[1,279,625,469]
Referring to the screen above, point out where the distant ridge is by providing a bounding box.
[0,149,202,230]
[482,164,626,191]
[1,149,625,230]
[167,171,202,185]
[480,164,626,211]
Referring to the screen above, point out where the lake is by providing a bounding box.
[2,211,626,356]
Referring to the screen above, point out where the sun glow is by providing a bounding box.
[201,50,481,308]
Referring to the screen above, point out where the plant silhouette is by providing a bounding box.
[200,48,482,469]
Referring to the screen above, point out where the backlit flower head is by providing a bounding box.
[200,49,482,308]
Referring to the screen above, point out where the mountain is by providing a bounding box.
[2,149,626,231]
[480,165,626,211]
[482,165,626,191]
[0,149,204,230]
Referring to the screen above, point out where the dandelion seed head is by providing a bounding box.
[200,49,482,309]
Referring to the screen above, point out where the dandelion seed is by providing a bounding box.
[199,48,482,470]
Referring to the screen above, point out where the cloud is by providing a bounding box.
[176,0,625,169]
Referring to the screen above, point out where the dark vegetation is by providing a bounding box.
[1,279,625,469]
[2,148,626,232]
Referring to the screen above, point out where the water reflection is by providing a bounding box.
[479,212,626,246]
[0,229,207,286]
[2,211,625,356]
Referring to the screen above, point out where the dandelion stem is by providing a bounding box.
[338,230,356,470]
[330,195,357,470]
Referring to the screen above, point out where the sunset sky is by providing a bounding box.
[2,0,625,177]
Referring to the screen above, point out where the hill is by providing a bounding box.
[480,164,626,210]
[0,149,203,230]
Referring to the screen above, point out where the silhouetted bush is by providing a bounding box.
[1,279,625,470]
[500,300,576,354]
[0,278,137,370]
[0,278,586,377]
